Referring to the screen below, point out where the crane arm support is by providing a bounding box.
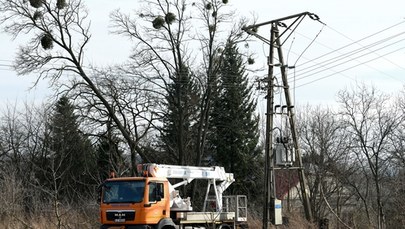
[142,164,234,182]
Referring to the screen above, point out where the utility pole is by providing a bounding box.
[243,12,322,228]
[274,25,313,222]
[263,24,276,228]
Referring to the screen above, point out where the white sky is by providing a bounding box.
[1,0,405,108]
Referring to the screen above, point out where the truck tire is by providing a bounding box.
[162,226,176,229]
[157,218,176,229]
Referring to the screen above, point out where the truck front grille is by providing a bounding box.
[106,210,135,221]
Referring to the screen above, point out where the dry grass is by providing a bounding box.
[0,203,99,229]
[1,216,97,228]
[276,212,317,229]
[247,210,316,229]
[2,209,315,229]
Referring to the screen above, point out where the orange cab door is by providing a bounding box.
[142,181,170,224]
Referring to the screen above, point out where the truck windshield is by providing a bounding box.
[102,180,145,203]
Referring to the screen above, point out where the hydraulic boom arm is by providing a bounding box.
[138,164,235,212]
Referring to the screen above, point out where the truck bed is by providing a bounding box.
[178,211,236,224]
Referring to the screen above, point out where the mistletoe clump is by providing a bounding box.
[165,12,176,24]
[208,24,215,33]
[222,0,229,4]
[29,0,43,8]
[205,3,212,10]
[41,33,53,50]
[247,57,255,65]
[33,11,42,20]
[57,0,67,9]
[152,16,165,29]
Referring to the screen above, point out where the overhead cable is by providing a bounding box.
[295,45,405,88]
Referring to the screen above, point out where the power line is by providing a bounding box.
[296,45,405,88]
[293,25,325,66]
[326,20,405,72]
[297,20,405,68]
[294,31,405,77]
[295,32,405,82]
[287,20,405,87]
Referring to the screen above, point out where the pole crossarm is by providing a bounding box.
[243,11,321,30]
[242,12,323,45]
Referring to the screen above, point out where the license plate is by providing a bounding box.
[114,218,125,223]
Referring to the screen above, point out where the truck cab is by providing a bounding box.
[99,177,175,228]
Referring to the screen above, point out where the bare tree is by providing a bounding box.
[0,0,151,174]
[66,68,159,166]
[390,88,405,168]
[337,84,402,229]
[297,105,356,227]
[0,102,55,227]
[383,89,405,228]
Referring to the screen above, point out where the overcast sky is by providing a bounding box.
[1,0,404,108]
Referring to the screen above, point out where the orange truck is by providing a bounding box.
[99,164,248,229]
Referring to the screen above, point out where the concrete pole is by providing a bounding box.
[262,24,276,229]
[274,26,313,222]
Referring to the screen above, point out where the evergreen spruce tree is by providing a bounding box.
[210,42,262,196]
[96,137,123,180]
[96,123,125,181]
[47,96,96,200]
[160,63,200,165]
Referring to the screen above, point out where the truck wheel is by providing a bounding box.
[162,226,176,229]
[216,224,232,229]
